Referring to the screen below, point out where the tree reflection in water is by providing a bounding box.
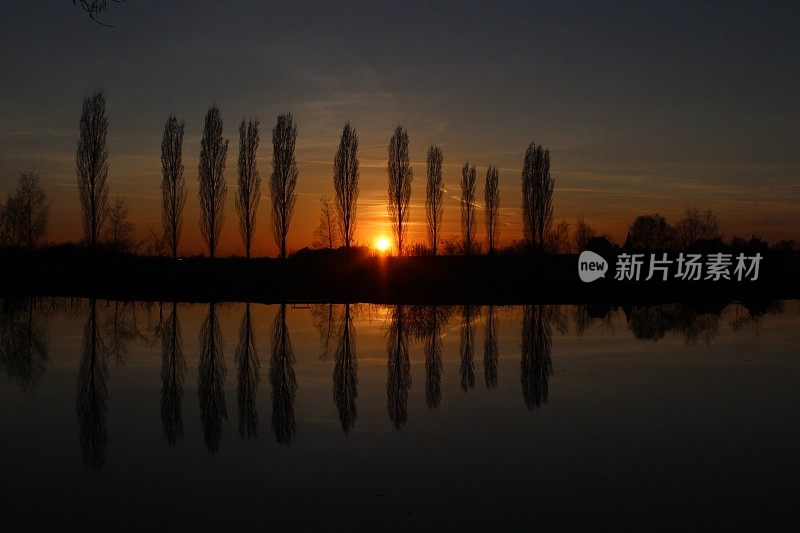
[459,305,476,391]
[198,303,226,453]
[270,303,296,444]
[160,301,185,445]
[424,305,444,409]
[26,298,787,460]
[520,305,553,410]
[235,303,259,440]
[76,298,109,468]
[332,303,357,433]
[387,305,411,429]
[483,305,498,389]
[0,298,48,391]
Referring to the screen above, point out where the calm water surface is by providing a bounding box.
[1,300,798,530]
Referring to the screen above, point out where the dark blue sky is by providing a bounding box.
[1,1,798,253]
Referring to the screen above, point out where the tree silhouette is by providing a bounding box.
[236,119,261,258]
[459,305,476,391]
[73,0,122,26]
[76,299,108,468]
[269,303,296,444]
[483,305,498,388]
[520,305,553,409]
[161,115,186,258]
[387,126,413,256]
[313,196,339,249]
[0,299,49,391]
[425,146,444,256]
[1,172,49,250]
[573,215,596,252]
[270,114,298,259]
[546,219,571,253]
[332,304,358,433]
[198,303,227,453]
[198,106,228,258]
[104,197,135,252]
[76,90,109,250]
[235,303,259,439]
[460,163,477,255]
[521,143,553,252]
[386,305,411,428]
[160,302,185,445]
[484,166,500,254]
[629,214,673,250]
[333,122,359,250]
[674,208,720,249]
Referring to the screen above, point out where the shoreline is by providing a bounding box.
[1,248,797,304]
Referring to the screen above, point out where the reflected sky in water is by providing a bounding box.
[0,300,798,529]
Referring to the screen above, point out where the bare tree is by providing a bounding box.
[387,126,412,256]
[333,122,359,250]
[674,208,720,249]
[73,0,122,26]
[521,143,553,252]
[573,215,596,252]
[484,165,499,254]
[105,197,135,253]
[2,172,49,250]
[198,106,228,258]
[460,163,477,255]
[236,119,260,258]
[313,196,339,249]
[546,220,571,253]
[141,229,168,257]
[161,115,186,258]
[425,146,444,255]
[76,90,109,250]
[270,114,299,259]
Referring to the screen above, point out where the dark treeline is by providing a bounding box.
[4,91,799,261]
[0,298,785,467]
[2,245,798,304]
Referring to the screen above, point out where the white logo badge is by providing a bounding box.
[578,251,608,283]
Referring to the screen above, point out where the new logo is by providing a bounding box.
[578,251,608,282]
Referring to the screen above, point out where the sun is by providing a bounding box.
[374,236,391,253]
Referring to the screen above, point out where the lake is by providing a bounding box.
[1,299,798,530]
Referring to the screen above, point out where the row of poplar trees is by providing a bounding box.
[389,125,553,255]
[75,90,554,258]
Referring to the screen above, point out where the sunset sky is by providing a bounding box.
[1,1,798,256]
